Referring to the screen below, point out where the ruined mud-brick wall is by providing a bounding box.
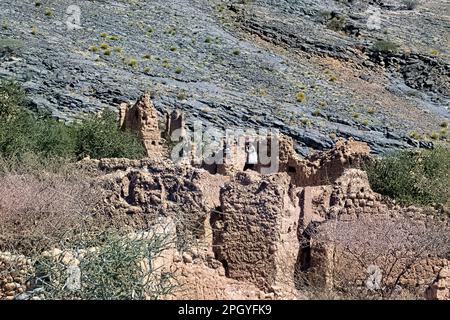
[297,169,450,291]
[212,171,299,293]
[165,109,186,140]
[216,141,248,175]
[276,135,370,187]
[119,94,164,157]
[425,267,450,300]
[85,158,229,251]
[0,252,33,300]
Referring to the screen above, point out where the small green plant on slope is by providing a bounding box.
[373,39,400,54]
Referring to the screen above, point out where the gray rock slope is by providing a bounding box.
[0,0,449,155]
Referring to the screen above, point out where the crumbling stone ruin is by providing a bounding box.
[112,95,450,299]
[1,94,448,300]
[212,171,299,295]
[119,94,165,157]
[295,169,449,294]
[165,109,186,141]
[425,267,450,300]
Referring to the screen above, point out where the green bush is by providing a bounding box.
[73,109,146,159]
[0,80,146,164]
[0,80,27,120]
[366,147,450,207]
[34,232,177,300]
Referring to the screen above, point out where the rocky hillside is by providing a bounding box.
[0,0,449,155]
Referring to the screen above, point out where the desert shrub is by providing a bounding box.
[327,16,346,32]
[296,91,306,102]
[73,109,146,159]
[366,147,450,207]
[0,170,104,255]
[33,230,178,300]
[373,39,400,54]
[0,107,75,160]
[299,216,450,299]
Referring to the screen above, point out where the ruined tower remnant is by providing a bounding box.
[119,94,163,157]
[165,109,186,141]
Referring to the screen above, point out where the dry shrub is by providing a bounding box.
[303,215,450,299]
[0,169,105,255]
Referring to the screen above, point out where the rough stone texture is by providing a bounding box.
[0,252,33,300]
[1,0,448,157]
[169,262,273,300]
[165,109,186,141]
[216,139,248,175]
[213,171,299,292]
[425,267,450,300]
[277,136,371,187]
[119,94,164,157]
[89,157,230,253]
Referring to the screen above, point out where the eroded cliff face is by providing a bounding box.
[1,0,448,155]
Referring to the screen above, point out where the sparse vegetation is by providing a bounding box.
[34,232,178,300]
[89,45,99,53]
[128,58,138,68]
[373,39,400,54]
[301,118,311,127]
[409,131,421,140]
[44,8,53,17]
[430,131,439,140]
[327,15,346,32]
[177,91,187,101]
[296,92,306,103]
